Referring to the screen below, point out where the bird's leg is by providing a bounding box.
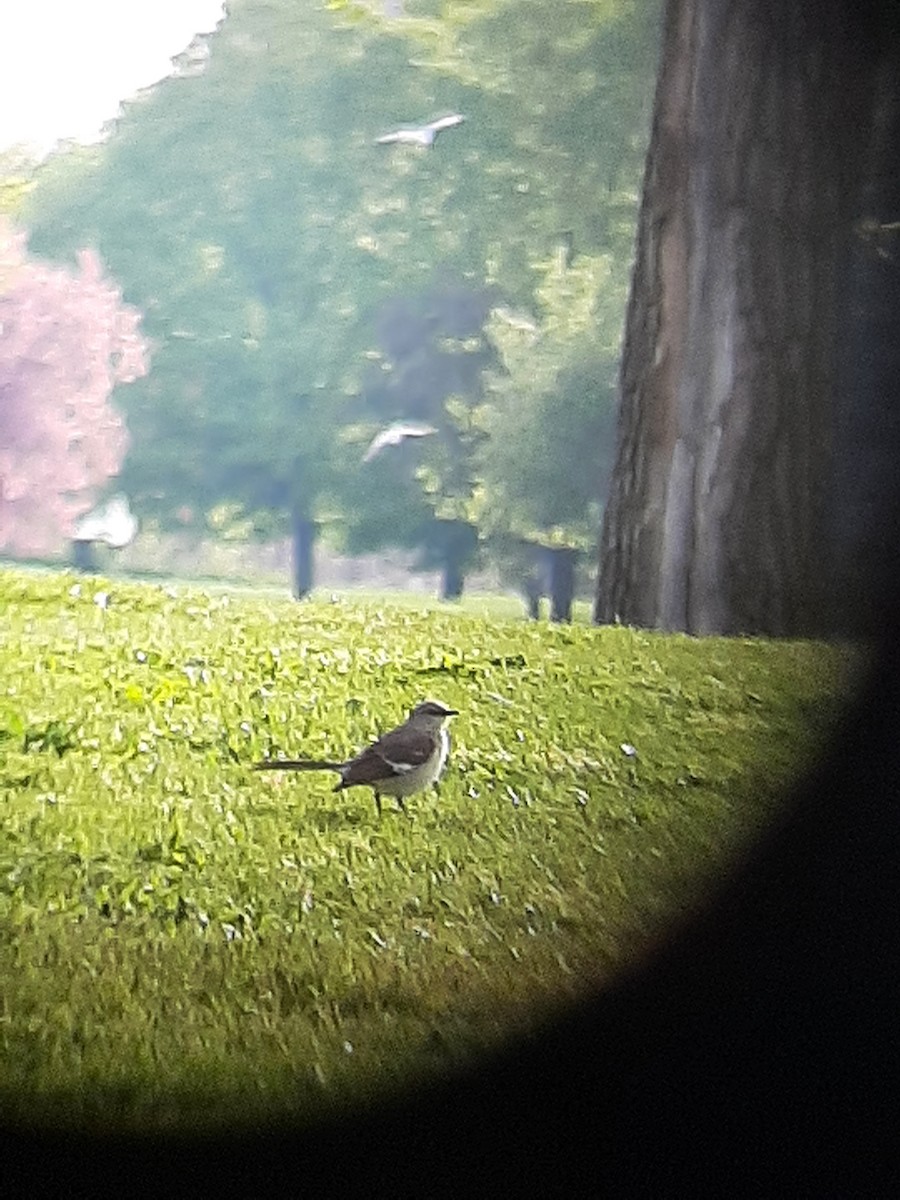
[396,796,407,814]
[374,791,382,818]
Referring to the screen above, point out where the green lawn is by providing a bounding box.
[306,587,594,623]
[0,567,857,1132]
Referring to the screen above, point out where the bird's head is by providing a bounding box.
[409,700,459,725]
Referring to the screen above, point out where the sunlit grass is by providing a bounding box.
[0,566,856,1132]
[1,552,584,622]
[307,587,594,623]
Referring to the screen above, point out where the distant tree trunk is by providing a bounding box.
[518,544,547,619]
[441,557,465,601]
[290,504,315,599]
[522,577,542,620]
[595,0,894,636]
[436,520,477,601]
[548,547,577,623]
[71,541,98,574]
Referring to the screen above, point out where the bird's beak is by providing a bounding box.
[445,708,460,716]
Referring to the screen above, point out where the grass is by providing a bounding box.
[0,553,596,622]
[0,566,858,1133]
[306,587,594,623]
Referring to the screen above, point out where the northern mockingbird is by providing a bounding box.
[253,700,458,816]
[375,114,465,148]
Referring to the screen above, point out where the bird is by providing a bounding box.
[362,421,438,463]
[71,494,138,549]
[375,114,465,149]
[492,306,540,336]
[253,700,458,817]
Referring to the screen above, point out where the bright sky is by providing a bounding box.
[0,0,226,157]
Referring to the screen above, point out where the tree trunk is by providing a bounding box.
[548,547,577,623]
[436,520,477,601]
[440,556,465,601]
[522,580,542,621]
[290,505,315,599]
[519,547,544,619]
[595,0,892,636]
[71,541,98,574]
[828,47,900,636]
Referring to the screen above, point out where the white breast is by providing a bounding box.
[434,725,450,779]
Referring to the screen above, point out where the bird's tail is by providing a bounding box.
[253,759,344,772]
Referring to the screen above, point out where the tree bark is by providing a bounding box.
[828,45,900,636]
[595,0,891,636]
[548,547,577,623]
[436,520,477,601]
[518,544,545,619]
[71,541,98,574]
[522,579,542,621]
[290,505,315,599]
[441,557,465,602]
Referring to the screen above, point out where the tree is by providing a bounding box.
[594,0,899,636]
[283,0,659,603]
[335,0,661,291]
[0,147,37,218]
[828,16,900,637]
[0,219,148,558]
[335,277,497,600]
[24,0,661,598]
[24,0,485,596]
[478,250,622,620]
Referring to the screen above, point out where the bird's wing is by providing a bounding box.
[394,422,437,438]
[362,430,394,462]
[72,519,101,543]
[103,503,138,548]
[340,744,410,786]
[373,725,435,768]
[378,125,438,146]
[72,502,112,542]
[377,128,428,145]
[72,496,138,547]
[427,114,464,132]
[362,423,436,463]
[334,729,435,788]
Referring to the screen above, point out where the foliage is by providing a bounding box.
[0,147,38,218]
[334,277,497,587]
[332,0,662,567]
[21,0,661,592]
[478,251,626,551]
[335,0,662,282]
[0,565,854,1131]
[0,220,149,558]
[23,0,482,544]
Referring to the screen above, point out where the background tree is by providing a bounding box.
[335,277,497,599]
[344,1,661,615]
[0,219,148,558]
[25,0,500,595]
[595,0,899,637]
[337,0,661,286]
[0,147,37,218]
[23,0,661,596]
[478,250,623,619]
